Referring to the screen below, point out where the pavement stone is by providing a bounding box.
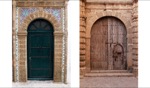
[12,81,70,88]
[80,77,138,88]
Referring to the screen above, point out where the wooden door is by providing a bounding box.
[91,17,108,70]
[90,17,127,70]
[27,19,54,80]
[108,18,127,70]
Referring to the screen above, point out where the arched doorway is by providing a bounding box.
[27,19,54,80]
[90,17,127,70]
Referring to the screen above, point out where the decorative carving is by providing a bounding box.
[19,8,38,25]
[19,7,61,25]
[44,8,61,22]
[14,6,66,82]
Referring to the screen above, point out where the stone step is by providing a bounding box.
[91,70,129,73]
[85,73,134,77]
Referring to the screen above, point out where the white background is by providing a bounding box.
[0,0,12,87]
[0,0,80,87]
[0,0,150,87]
[139,0,150,87]
[67,0,79,87]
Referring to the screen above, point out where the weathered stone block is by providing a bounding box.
[19,66,27,82]
[80,44,86,49]
[80,49,86,55]
[80,61,85,67]
[80,55,86,61]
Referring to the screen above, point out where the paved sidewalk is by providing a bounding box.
[12,81,70,88]
[80,77,138,88]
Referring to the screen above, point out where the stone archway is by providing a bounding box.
[86,11,130,38]
[17,11,64,82]
[85,15,132,72]
[80,0,138,78]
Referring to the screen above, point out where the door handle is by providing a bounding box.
[29,57,31,60]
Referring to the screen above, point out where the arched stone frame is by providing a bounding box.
[17,11,64,82]
[85,11,133,72]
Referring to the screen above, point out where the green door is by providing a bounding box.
[27,19,54,80]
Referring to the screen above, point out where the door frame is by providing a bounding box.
[16,11,64,82]
[85,16,132,72]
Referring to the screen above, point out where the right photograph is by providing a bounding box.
[80,0,138,87]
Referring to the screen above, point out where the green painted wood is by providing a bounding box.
[27,19,54,80]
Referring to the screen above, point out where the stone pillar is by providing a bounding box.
[132,0,138,77]
[54,31,63,82]
[18,32,27,82]
[85,38,90,72]
[80,0,86,78]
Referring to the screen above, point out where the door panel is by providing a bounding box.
[109,18,127,70]
[29,69,52,78]
[90,17,127,70]
[27,19,54,80]
[30,57,52,68]
[91,18,108,70]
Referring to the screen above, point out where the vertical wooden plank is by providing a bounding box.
[108,18,113,70]
[111,18,127,70]
[90,17,108,70]
[90,17,127,70]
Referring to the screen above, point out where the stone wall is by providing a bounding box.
[132,0,138,77]
[80,0,86,78]
[12,0,68,83]
[80,0,138,77]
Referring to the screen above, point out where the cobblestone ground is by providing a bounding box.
[12,81,70,88]
[80,77,138,88]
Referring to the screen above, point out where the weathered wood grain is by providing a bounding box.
[90,17,127,70]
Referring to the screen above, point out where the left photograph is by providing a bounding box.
[12,0,69,87]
